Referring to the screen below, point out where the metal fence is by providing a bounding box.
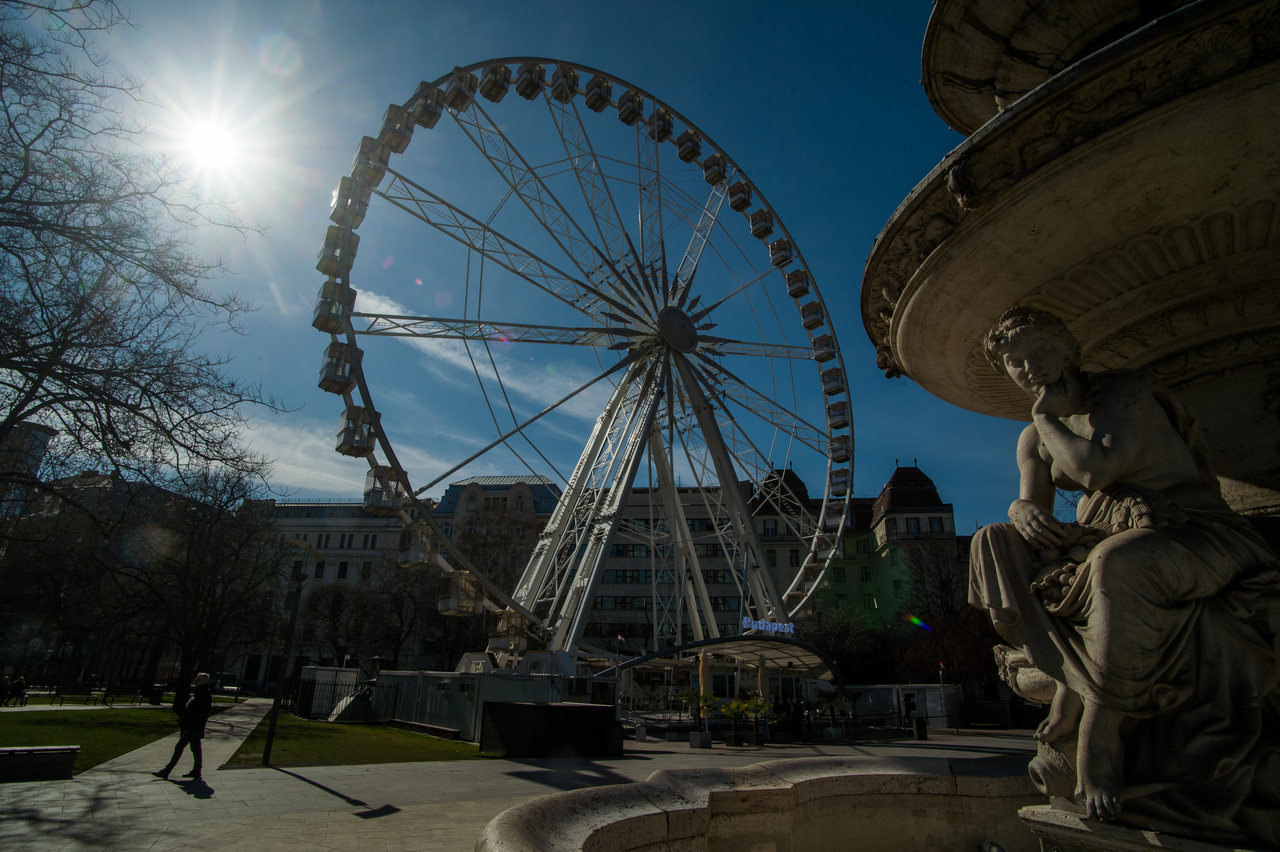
[378,670,567,741]
[280,669,399,722]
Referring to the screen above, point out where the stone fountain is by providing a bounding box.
[862,1,1280,849]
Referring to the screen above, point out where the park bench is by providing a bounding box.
[51,686,99,706]
[0,745,79,782]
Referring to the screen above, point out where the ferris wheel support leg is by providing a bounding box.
[548,367,666,654]
[647,425,718,642]
[671,354,787,622]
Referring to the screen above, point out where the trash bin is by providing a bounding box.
[149,684,165,705]
[912,717,927,740]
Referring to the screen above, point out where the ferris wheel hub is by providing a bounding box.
[656,306,698,353]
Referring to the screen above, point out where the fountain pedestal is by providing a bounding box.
[1019,806,1261,852]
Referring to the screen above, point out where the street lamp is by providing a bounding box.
[262,571,306,766]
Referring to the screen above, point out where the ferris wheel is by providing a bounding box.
[313,58,852,658]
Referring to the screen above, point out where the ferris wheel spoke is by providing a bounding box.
[692,354,828,456]
[511,356,668,651]
[686,264,776,326]
[351,313,634,348]
[670,179,731,308]
[696,335,813,359]
[543,94,658,315]
[448,99,653,319]
[414,355,635,496]
[636,129,667,306]
[380,170,639,322]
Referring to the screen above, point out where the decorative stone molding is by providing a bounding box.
[955,195,1280,421]
[922,0,1206,135]
[863,0,1280,383]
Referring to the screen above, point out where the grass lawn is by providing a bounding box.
[0,708,180,774]
[226,712,486,768]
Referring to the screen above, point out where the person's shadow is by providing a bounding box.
[174,777,214,799]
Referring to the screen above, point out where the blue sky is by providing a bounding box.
[102,0,1027,531]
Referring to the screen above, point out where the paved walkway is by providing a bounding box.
[0,700,1037,851]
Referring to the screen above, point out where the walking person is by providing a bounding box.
[153,673,213,780]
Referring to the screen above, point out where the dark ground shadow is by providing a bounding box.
[503,760,638,792]
[0,778,133,848]
[174,777,214,799]
[271,767,401,819]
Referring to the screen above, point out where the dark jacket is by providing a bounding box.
[179,684,213,738]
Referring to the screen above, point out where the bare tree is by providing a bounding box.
[301,581,378,668]
[900,540,999,685]
[0,466,294,703]
[122,471,293,701]
[0,0,278,507]
[369,558,439,670]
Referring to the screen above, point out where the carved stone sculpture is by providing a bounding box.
[968,307,1280,846]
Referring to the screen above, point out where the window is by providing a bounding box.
[693,543,721,558]
[789,549,799,568]
[702,569,733,585]
[906,517,920,534]
[856,538,869,555]
[860,565,871,582]
[832,567,846,584]
[515,496,525,510]
[369,534,377,549]
[863,594,875,610]
[360,561,373,581]
[763,519,778,536]
[291,560,304,581]
[885,519,897,537]
[834,595,847,610]
[602,569,651,584]
[767,549,777,568]
[338,534,347,549]
[337,561,349,580]
[314,561,325,579]
[891,550,899,566]
[929,516,944,534]
[319,533,331,548]
[611,543,651,558]
[362,533,370,549]
[710,596,741,612]
[592,595,651,611]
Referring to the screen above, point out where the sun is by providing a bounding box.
[182,119,244,175]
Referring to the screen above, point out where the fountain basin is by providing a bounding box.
[476,754,1042,851]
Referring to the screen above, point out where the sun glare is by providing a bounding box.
[183,119,243,174]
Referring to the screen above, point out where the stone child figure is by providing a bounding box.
[969,307,1280,844]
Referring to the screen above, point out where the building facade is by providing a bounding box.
[817,464,960,632]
